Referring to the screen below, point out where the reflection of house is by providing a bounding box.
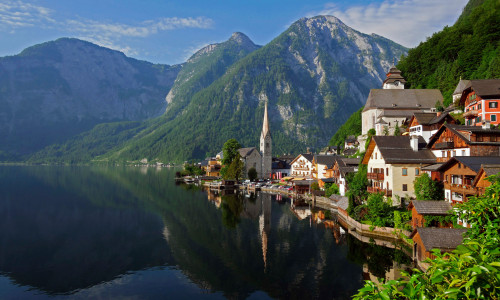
[290,154,314,178]
[459,79,500,126]
[408,200,453,230]
[239,147,262,178]
[407,110,457,143]
[438,156,500,204]
[426,123,500,163]
[362,66,443,135]
[363,136,436,200]
[410,227,467,270]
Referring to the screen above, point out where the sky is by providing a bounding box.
[0,0,469,65]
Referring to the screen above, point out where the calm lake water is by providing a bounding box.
[0,166,409,299]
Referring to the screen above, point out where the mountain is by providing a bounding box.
[397,0,500,106]
[98,16,407,163]
[0,38,181,158]
[164,32,260,119]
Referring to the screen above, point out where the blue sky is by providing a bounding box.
[0,0,468,65]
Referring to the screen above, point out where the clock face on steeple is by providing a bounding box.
[394,81,399,86]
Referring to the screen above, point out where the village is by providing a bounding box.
[180,66,500,272]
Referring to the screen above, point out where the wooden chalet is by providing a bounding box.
[312,154,337,180]
[407,110,457,142]
[472,164,500,194]
[438,156,500,204]
[408,200,453,230]
[427,123,500,163]
[290,154,314,178]
[459,79,500,126]
[410,227,467,270]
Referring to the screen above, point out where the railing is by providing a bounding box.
[293,166,310,171]
[367,172,384,180]
[367,187,392,196]
[463,110,479,119]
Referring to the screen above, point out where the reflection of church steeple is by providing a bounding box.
[259,193,271,271]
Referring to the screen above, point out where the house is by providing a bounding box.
[206,157,222,177]
[318,177,335,189]
[410,227,467,270]
[312,155,337,179]
[472,164,500,195]
[292,180,312,194]
[362,135,436,201]
[362,66,443,135]
[426,123,500,163]
[290,154,314,178]
[271,158,290,179]
[408,200,453,230]
[239,147,263,178]
[343,148,358,157]
[319,146,339,155]
[438,156,500,204]
[344,135,359,150]
[459,79,500,126]
[407,110,457,143]
[331,157,359,196]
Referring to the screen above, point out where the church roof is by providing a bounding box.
[453,79,471,95]
[261,101,271,139]
[363,89,443,112]
[238,147,261,158]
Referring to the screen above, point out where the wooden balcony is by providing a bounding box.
[445,183,480,196]
[463,110,479,119]
[434,142,454,149]
[293,166,310,171]
[367,172,384,180]
[367,186,392,196]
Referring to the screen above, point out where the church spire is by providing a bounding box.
[261,100,270,139]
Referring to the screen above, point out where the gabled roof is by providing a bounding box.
[453,79,471,96]
[314,154,338,167]
[342,158,360,166]
[343,149,357,156]
[410,228,467,251]
[238,147,261,158]
[408,200,452,215]
[363,136,436,164]
[383,66,406,85]
[363,89,443,112]
[412,110,455,126]
[472,164,500,186]
[463,79,500,99]
[427,123,500,148]
[291,153,314,165]
[438,156,500,173]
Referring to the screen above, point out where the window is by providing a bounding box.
[415,168,420,176]
[386,168,389,176]
[402,184,407,191]
[489,102,498,108]
[492,114,497,122]
[478,104,482,109]
[462,150,466,156]
[402,168,408,176]
[375,153,377,159]
[492,136,497,142]
[458,163,461,169]
[476,116,482,123]
[441,151,445,157]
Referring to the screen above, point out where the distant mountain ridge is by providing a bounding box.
[0,38,181,158]
[4,16,408,163]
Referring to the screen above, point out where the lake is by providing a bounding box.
[0,166,410,299]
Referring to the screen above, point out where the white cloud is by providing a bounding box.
[0,0,54,29]
[311,0,469,47]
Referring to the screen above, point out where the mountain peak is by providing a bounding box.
[229,32,256,47]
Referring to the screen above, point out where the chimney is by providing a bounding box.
[483,120,491,129]
[410,136,419,152]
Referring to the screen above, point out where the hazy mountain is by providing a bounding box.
[99,16,407,163]
[0,38,180,158]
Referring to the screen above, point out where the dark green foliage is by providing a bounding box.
[393,123,401,136]
[393,210,412,231]
[414,173,444,200]
[247,167,258,181]
[182,163,204,176]
[310,182,320,191]
[329,107,363,149]
[221,194,244,228]
[224,153,244,180]
[222,139,242,165]
[346,164,369,205]
[324,182,339,197]
[365,129,376,150]
[353,193,396,227]
[397,0,500,107]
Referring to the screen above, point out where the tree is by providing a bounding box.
[393,123,401,136]
[365,128,376,150]
[414,173,444,200]
[353,174,500,300]
[247,167,258,181]
[325,182,339,197]
[221,138,241,177]
[383,126,389,136]
[310,182,320,191]
[224,153,244,181]
[346,164,369,205]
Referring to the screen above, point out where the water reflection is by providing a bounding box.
[0,166,410,299]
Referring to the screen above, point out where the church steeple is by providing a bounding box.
[260,100,272,179]
[382,64,406,89]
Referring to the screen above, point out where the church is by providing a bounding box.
[238,101,272,179]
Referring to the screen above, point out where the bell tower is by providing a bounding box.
[260,101,272,179]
